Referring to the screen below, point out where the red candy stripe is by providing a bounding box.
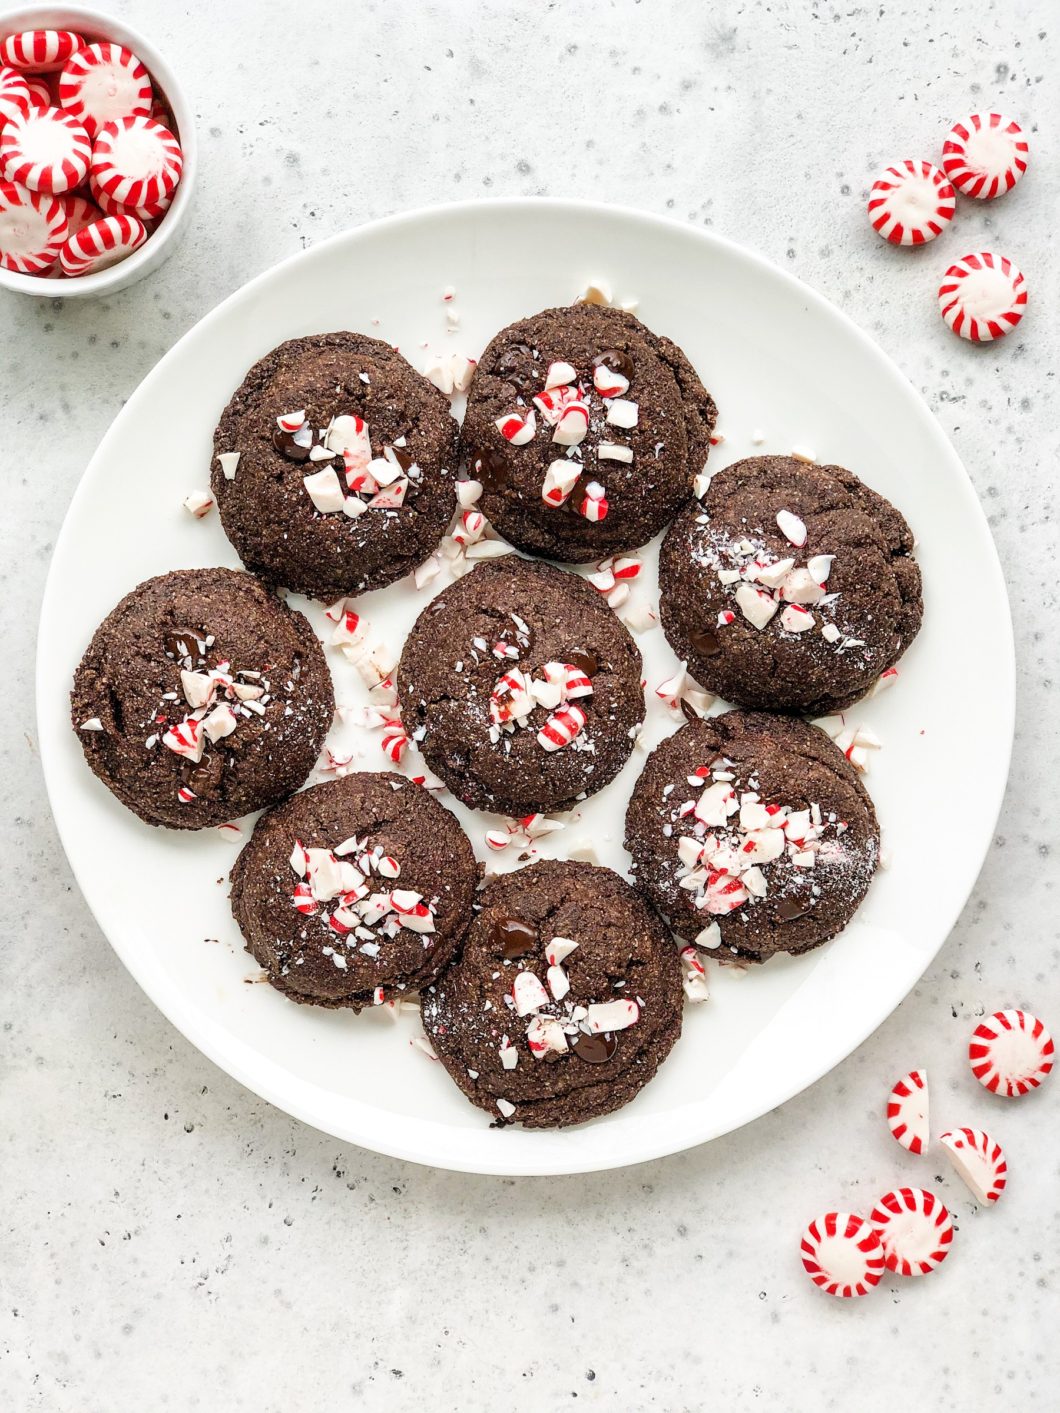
[0,64,31,124]
[869,1187,953,1277]
[58,212,147,276]
[943,112,1030,200]
[0,178,67,272]
[58,43,152,137]
[23,77,52,112]
[62,192,102,240]
[867,160,955,245]
[886,1068,929,1154]
[938,251,1027,343]
[0,30,83,73]
[940,1127,1007,1206]
[89,115,182,215]
[969,1008,1054,1096]
[799,1211,884,1298]
[0,107,91,193]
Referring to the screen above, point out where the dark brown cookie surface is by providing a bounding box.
[397,556,644,817]
[231,772,479,1011]
[421,859,683,1128]
[71,568,333,830]
[659,456,923,716]
[624,711,879,962]
[211,332,459,600]
[460,304,717,562]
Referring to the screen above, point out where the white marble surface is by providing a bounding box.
[3,1,1058,1408]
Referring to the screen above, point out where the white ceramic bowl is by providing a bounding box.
[0,4,195,296]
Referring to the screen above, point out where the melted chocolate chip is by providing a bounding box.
[475,449,509,490]
[567,647,598,677]
[495,341,535,392]
[592,347,634,382]
[163,629,202,661]
[690,627,721,658]
[775,891,815,923]
[491,917,537,960]
[572,1031,619,1065]
[680,698,699,725]
[271,427,313,462]
[184,751,223,795]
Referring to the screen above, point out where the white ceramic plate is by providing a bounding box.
[38,199,1014,1176]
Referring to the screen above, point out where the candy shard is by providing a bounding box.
[968,1008,1054,1097]
[800,1211,884,1299]
[868,1187,953,1277]
[940,1127,1007,1205]
[886,1068,929,1155]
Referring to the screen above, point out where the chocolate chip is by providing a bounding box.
[491,916,537,960]
[495,341,535,391]
[384,444,414,473]
[591,348,634,382]
[163,629,201,661]
[566,648,598,677]
[775,891,815,923]
[690,627,721,658]
[184,751,223,795]
[271,427,312,462]
[680,698,699,724]
[571,1031,619,1065]
[475,449,509,490]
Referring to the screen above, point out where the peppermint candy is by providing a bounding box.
[799,1211,885,1298]
[23,77,51,112]
[542,458,581,507]
[942,112,1030,200]
[0,180,67,272]
[938,251,1027,343]
[1,30,82,73]
[867,159,955,245]
[577,480,608,522]
[886,1068,929,1155]
[940,1127,1007,1206]
[0,107,91,193]
[380,720,408,764]
[89,114,182,216]
[58,43,152,137]
[868,1187,953,1277]
[0,65,31,124]
[968,1008,1053,1097]
[62,192,102,239]
[495,409,535,445]
[58,212,147,275]
[536,703,586,753]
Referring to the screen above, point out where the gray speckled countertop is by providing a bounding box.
[3,2,1058,1408]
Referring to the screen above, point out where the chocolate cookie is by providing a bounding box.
[421,859,683,1128]
[71,568,333,829]
[624,711,879,963]
[460,303,718,562]
[211,332,459,600]
[231,772,478,1010]
[659,456,923,716]
[397,556,644,817]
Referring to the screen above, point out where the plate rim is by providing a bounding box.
[36,196,1016,1175]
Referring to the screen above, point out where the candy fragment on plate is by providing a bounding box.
[942,112,1029,200]
[968,1008,1053,1096]
[867,159,955,245]
[886,1068,928,1154]
[799,1211,885,1298]
[868,1186,953,1277]
[940,1127,1007,1206]
[938,251,1027,343]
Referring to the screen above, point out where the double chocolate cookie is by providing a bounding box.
[624,711,879,962]
[212,332,459,600]
[460,303,718,562]
[71,568,333,829]
[397,556,644,817]
[231,772,478,1010]
[659,456,923,716]
[421,860,683,1128]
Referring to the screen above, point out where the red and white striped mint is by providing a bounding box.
[495,408,535,445]
[886,1068,929,1155]
[0,65,31,124]
[58,43,152,137]
[0,179,67,272]
[1,30,82,73]
[0,107,90,192]
[380,720,408,764]
[537,703,586,753]
[542,458,581,507]
[585,999,639,1033]
[23,77,52,112]
[940,1127,1007,1206]
[552,399,590,447]
[577,480,608,521]
[969,1008,1053,1097]
[868,1187,953,1277]
[58,212,146,275]
[90,115,182,216]
[942,113,1029,200]
[938,251,1027,343]
[799,1212,885,1298]
[867,160,955,245]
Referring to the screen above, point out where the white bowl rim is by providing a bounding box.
[0,2,196,296]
